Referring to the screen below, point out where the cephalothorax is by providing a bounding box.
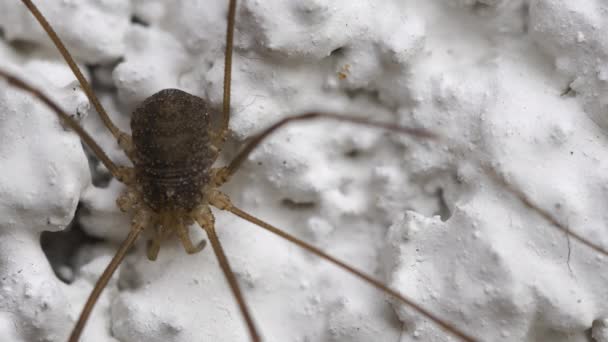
[2,1,606,341]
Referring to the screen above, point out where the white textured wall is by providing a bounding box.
[1,0,608,341]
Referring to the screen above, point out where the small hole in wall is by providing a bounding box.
[40,206,103,284]
[84,147,113,188]
[8,39,38,54]
[281,198,316,210]
[344,88,381,103]
[88,62,122,92]
[40,226,102,284]
[131,15,149,27]
[472,2,491,12]
[436,188,452,222]
[330,47,344,56]
[344,149,361,158]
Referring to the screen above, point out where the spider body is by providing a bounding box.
[131,88,219,212]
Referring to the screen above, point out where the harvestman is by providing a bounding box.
[1,0,606,341]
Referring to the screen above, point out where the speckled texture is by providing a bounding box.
[1,1,608,341]
[131,88,216,211]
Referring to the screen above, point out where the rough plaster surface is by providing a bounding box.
[1,0,608,341]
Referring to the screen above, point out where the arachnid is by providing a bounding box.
[2,1,608,341]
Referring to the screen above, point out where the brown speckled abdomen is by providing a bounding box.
[131,89,219,212]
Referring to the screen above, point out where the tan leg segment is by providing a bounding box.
[194,206,260,342]
[147,225,164,261]
[116,186,140,212]
[176,220,206,254]
[208,191,477,342]
[69,209,152,342]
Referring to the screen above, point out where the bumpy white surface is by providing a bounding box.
[1,0,608,341]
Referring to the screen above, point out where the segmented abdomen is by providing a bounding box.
[131,89,218,212]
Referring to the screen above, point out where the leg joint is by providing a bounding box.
[208,190,233,211]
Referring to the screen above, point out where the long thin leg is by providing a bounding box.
[213,112,437,185]
[194,206,260,342]
[213,111,608,259]
[0,69,131,182]
[69,209,151,342]
[484,165,608,256]
[19,0,133,157]
[208,191,477,342]
[215,0,238,147]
